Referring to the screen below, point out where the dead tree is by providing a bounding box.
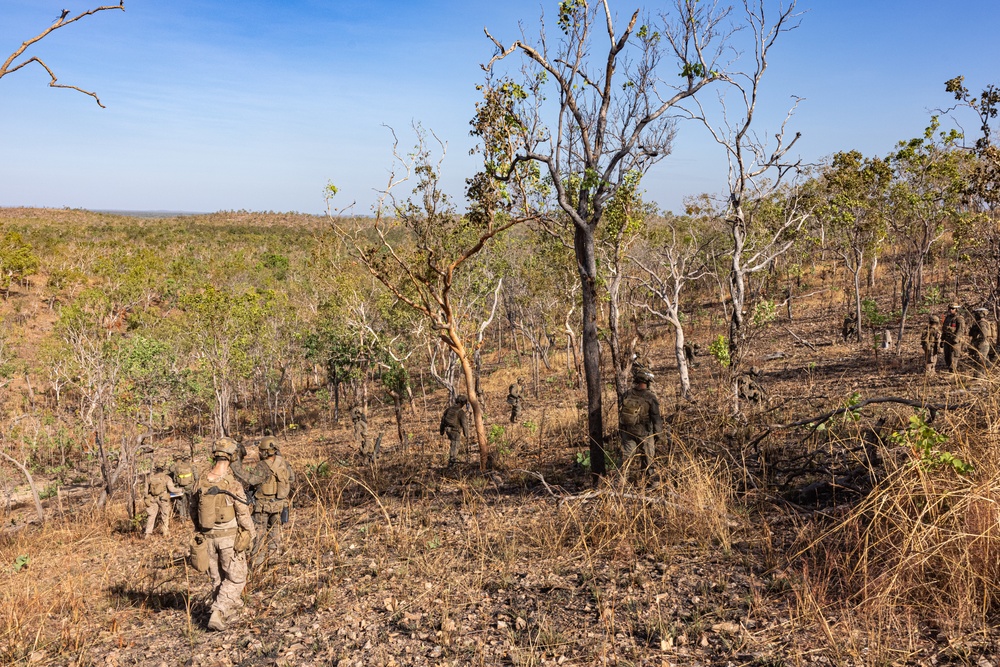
[1,4,126,107]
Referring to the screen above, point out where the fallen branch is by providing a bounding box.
[783,326,816,351]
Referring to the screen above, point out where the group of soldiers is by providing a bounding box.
[920,303,997,376]
[142,436,294,631]
[363,370,665,473]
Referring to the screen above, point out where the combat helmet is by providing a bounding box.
[929,314,939,324]
[212,437,239,461]
[633,365,655,384]
[455,394,468,406]
[259,436,278,457]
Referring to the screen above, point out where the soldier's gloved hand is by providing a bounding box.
[237,443,248,460]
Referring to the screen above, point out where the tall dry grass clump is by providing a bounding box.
[794,395,1000,651]
[529,445,738,563]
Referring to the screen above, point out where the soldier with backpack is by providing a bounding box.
[190,437,256,632]
[250,437,293,567]
[439,395,469,467]
[143,463,181,539]
[169,452,197,519]
[618,366,664,473]
[506,378,524,424]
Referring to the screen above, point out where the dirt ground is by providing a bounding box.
[4,287,1000,666]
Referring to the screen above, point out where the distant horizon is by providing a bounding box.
[2,1,998,214]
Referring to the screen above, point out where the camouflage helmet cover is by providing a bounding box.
[212,437,238,460]
[633,366,654,383]
[929,314,939,324]
[259,437,278,456]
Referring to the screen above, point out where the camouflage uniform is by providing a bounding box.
[920,314,941,374]
[251,438,292,567]
[941,304,966,373]
[193,438,255,631]
[506,379,523,424]
[169,455,198,519]
[439,395,469,466]
[618,368,664,471]
[351,406,373,462]
[969,308,996,377]
[144,467,181,538]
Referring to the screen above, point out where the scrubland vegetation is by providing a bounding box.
[3,146,1000,666]
[7,2,1000,666]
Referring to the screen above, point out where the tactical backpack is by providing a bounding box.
[148,474,167,497]
[173,462,195,488]
[443,406,462,429]
[620,395,649,429]
[194,477,236,531]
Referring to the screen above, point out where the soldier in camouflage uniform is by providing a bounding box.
[506,378,524,424]
[169,452,197,519]
[941,303,966,373]
[351,406,373,463]
[192,437,256,631]
[144,463,181,538]
[232,438,293,567]
[439,395,469,467]
[969,308,996,377]
[920,313,941,375]
[618,366,664,472]
[251,438,293,566]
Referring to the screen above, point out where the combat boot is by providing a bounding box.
[207,609,226,631]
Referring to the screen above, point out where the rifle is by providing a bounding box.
[203,486,253,505]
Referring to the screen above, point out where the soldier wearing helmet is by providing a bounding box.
[969,307,996,377]
[941,303,966,373]
[143,462,181,539]
[191,437,256,631]
[618,365,664,474]
[439,395,469,467]
[920,313,941,375]
[169,451,198,520]
[247,437,293,567]
[506,378,524,424]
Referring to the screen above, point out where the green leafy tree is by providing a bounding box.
[482,0,731,474]
[330,127,532,470]
[819,151,892,342]
[179,286,278,437]
[888,117,970,343]
[0,231,40,297]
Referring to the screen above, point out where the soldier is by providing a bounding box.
[941,303,966,373]
[618,366,664,472]
[920,313,941,374]
[506,378,524,424]
[144,463,181,539]
[192,437,256,632]
[439,395,469,467]
[250,437,293,567]
[351,405,373,463]
[169,452,198,519]
[969,308,996,377]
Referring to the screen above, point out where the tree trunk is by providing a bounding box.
[0,451,44,524]
[672,312,691,399]
[575,224,606,477]
[608,270,629,406]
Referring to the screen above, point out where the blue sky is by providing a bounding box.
[1,1,997,215]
